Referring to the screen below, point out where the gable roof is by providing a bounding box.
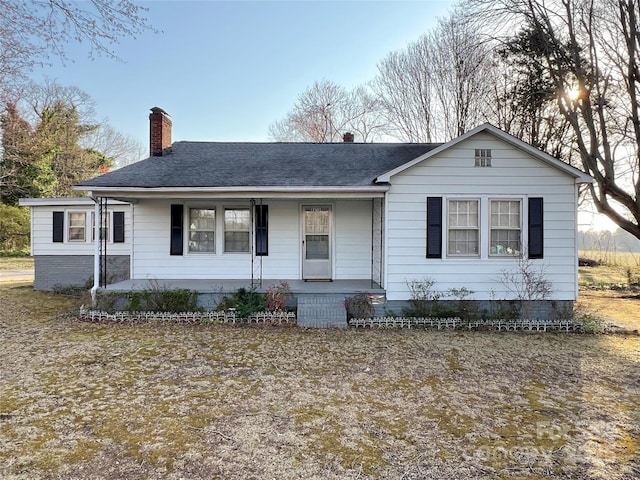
[76,142,440,192]
[375,123,593,184]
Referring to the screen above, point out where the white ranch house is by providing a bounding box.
[21,107,592,326]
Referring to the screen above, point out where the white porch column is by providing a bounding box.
[91,195,101,306]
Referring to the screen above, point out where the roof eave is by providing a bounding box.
[73,185,390,199]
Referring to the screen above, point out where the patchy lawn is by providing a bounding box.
[1,282,639,480]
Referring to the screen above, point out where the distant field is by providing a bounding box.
[579,250,640,267]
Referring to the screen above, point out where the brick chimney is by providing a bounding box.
[149,107,172,156]
[343,132,354,143]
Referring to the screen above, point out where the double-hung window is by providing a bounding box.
[490,200,521,256]
[91,212,110,241]
[189,208,216,253]
[224,208,250,253]
[447,200,479,256]
[68,212,86,241]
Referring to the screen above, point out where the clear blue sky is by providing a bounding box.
[31,0,453,153]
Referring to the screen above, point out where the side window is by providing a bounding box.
[447,199,479,256]
[489,200,521,256]
[224,208,250,253]
[188,208,216,253]
[91,212,110,241]
[68,212,86,241]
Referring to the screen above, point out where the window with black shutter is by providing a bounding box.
[528,197,544,259]
[255,205,268,256]
[53,211,64,242]
[170,204,184,255]
[113,212,125,243]
[426,197,442,258]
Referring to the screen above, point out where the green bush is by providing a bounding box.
[216,286,266,318]
[0,204,30,252]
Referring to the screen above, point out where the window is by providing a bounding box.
[68,212,86,241]
[189,208,215,253]
[91,212,110,241]
[475,148,491,167]
[447,200,479,256]
[490,200,521,255]
[225,208,250,253]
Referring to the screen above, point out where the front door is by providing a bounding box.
[302,206,332,280]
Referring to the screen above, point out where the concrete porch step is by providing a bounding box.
[296,294,347,328]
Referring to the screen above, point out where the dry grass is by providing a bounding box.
[0,256,33,271]
[579,250,640,268]
[1,281,638,480]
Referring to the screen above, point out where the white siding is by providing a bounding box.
[30,204,132,256]
[385,132,579,301]
[131,199,373,280]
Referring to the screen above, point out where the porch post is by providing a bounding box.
[91,195,101,306]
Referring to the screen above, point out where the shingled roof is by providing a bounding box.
[77,141,441,189]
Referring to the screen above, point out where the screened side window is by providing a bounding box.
[91,212,110,241]
[225,208,250,253]
[490,200,521,256]
[68,212,86,241]
[447,200,479,256]
[189,208,216,253]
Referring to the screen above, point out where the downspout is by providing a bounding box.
[89,193,101,307]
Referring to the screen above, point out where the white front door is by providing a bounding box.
[302,205,332,280]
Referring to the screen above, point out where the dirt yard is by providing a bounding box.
[1,282,638,480]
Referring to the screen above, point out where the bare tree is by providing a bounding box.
[0,0,152,102]
[372,10,493,142]
[467,0,640,240]
[372,36,435,142]
[268,80,385,142]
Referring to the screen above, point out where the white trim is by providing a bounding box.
[375,123,593,184]
[19,197,129,207]
[75,186,390,198]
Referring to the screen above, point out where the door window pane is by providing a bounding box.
[306,235,329,259]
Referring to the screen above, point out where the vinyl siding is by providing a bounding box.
[30,204,132,256]
[385,132,579,301]
[131,198,372,280]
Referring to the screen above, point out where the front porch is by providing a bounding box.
[104,278,384,295]
[102,278,386,328]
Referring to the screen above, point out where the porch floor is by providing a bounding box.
[103,278,384,295]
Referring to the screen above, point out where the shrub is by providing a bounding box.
[216,286,266,319]
[344,292,375,321]
[265,281,292,311]
[403,277,441,317]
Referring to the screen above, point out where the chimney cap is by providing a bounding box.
[343,132,354,143]
[150,106,170,116]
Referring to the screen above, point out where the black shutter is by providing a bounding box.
[113,212,125,243]
[53,211,64,243]
[170,204,184,256]
[255,204,268,256]
[528,197,544,259]
[426,197,442,258]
